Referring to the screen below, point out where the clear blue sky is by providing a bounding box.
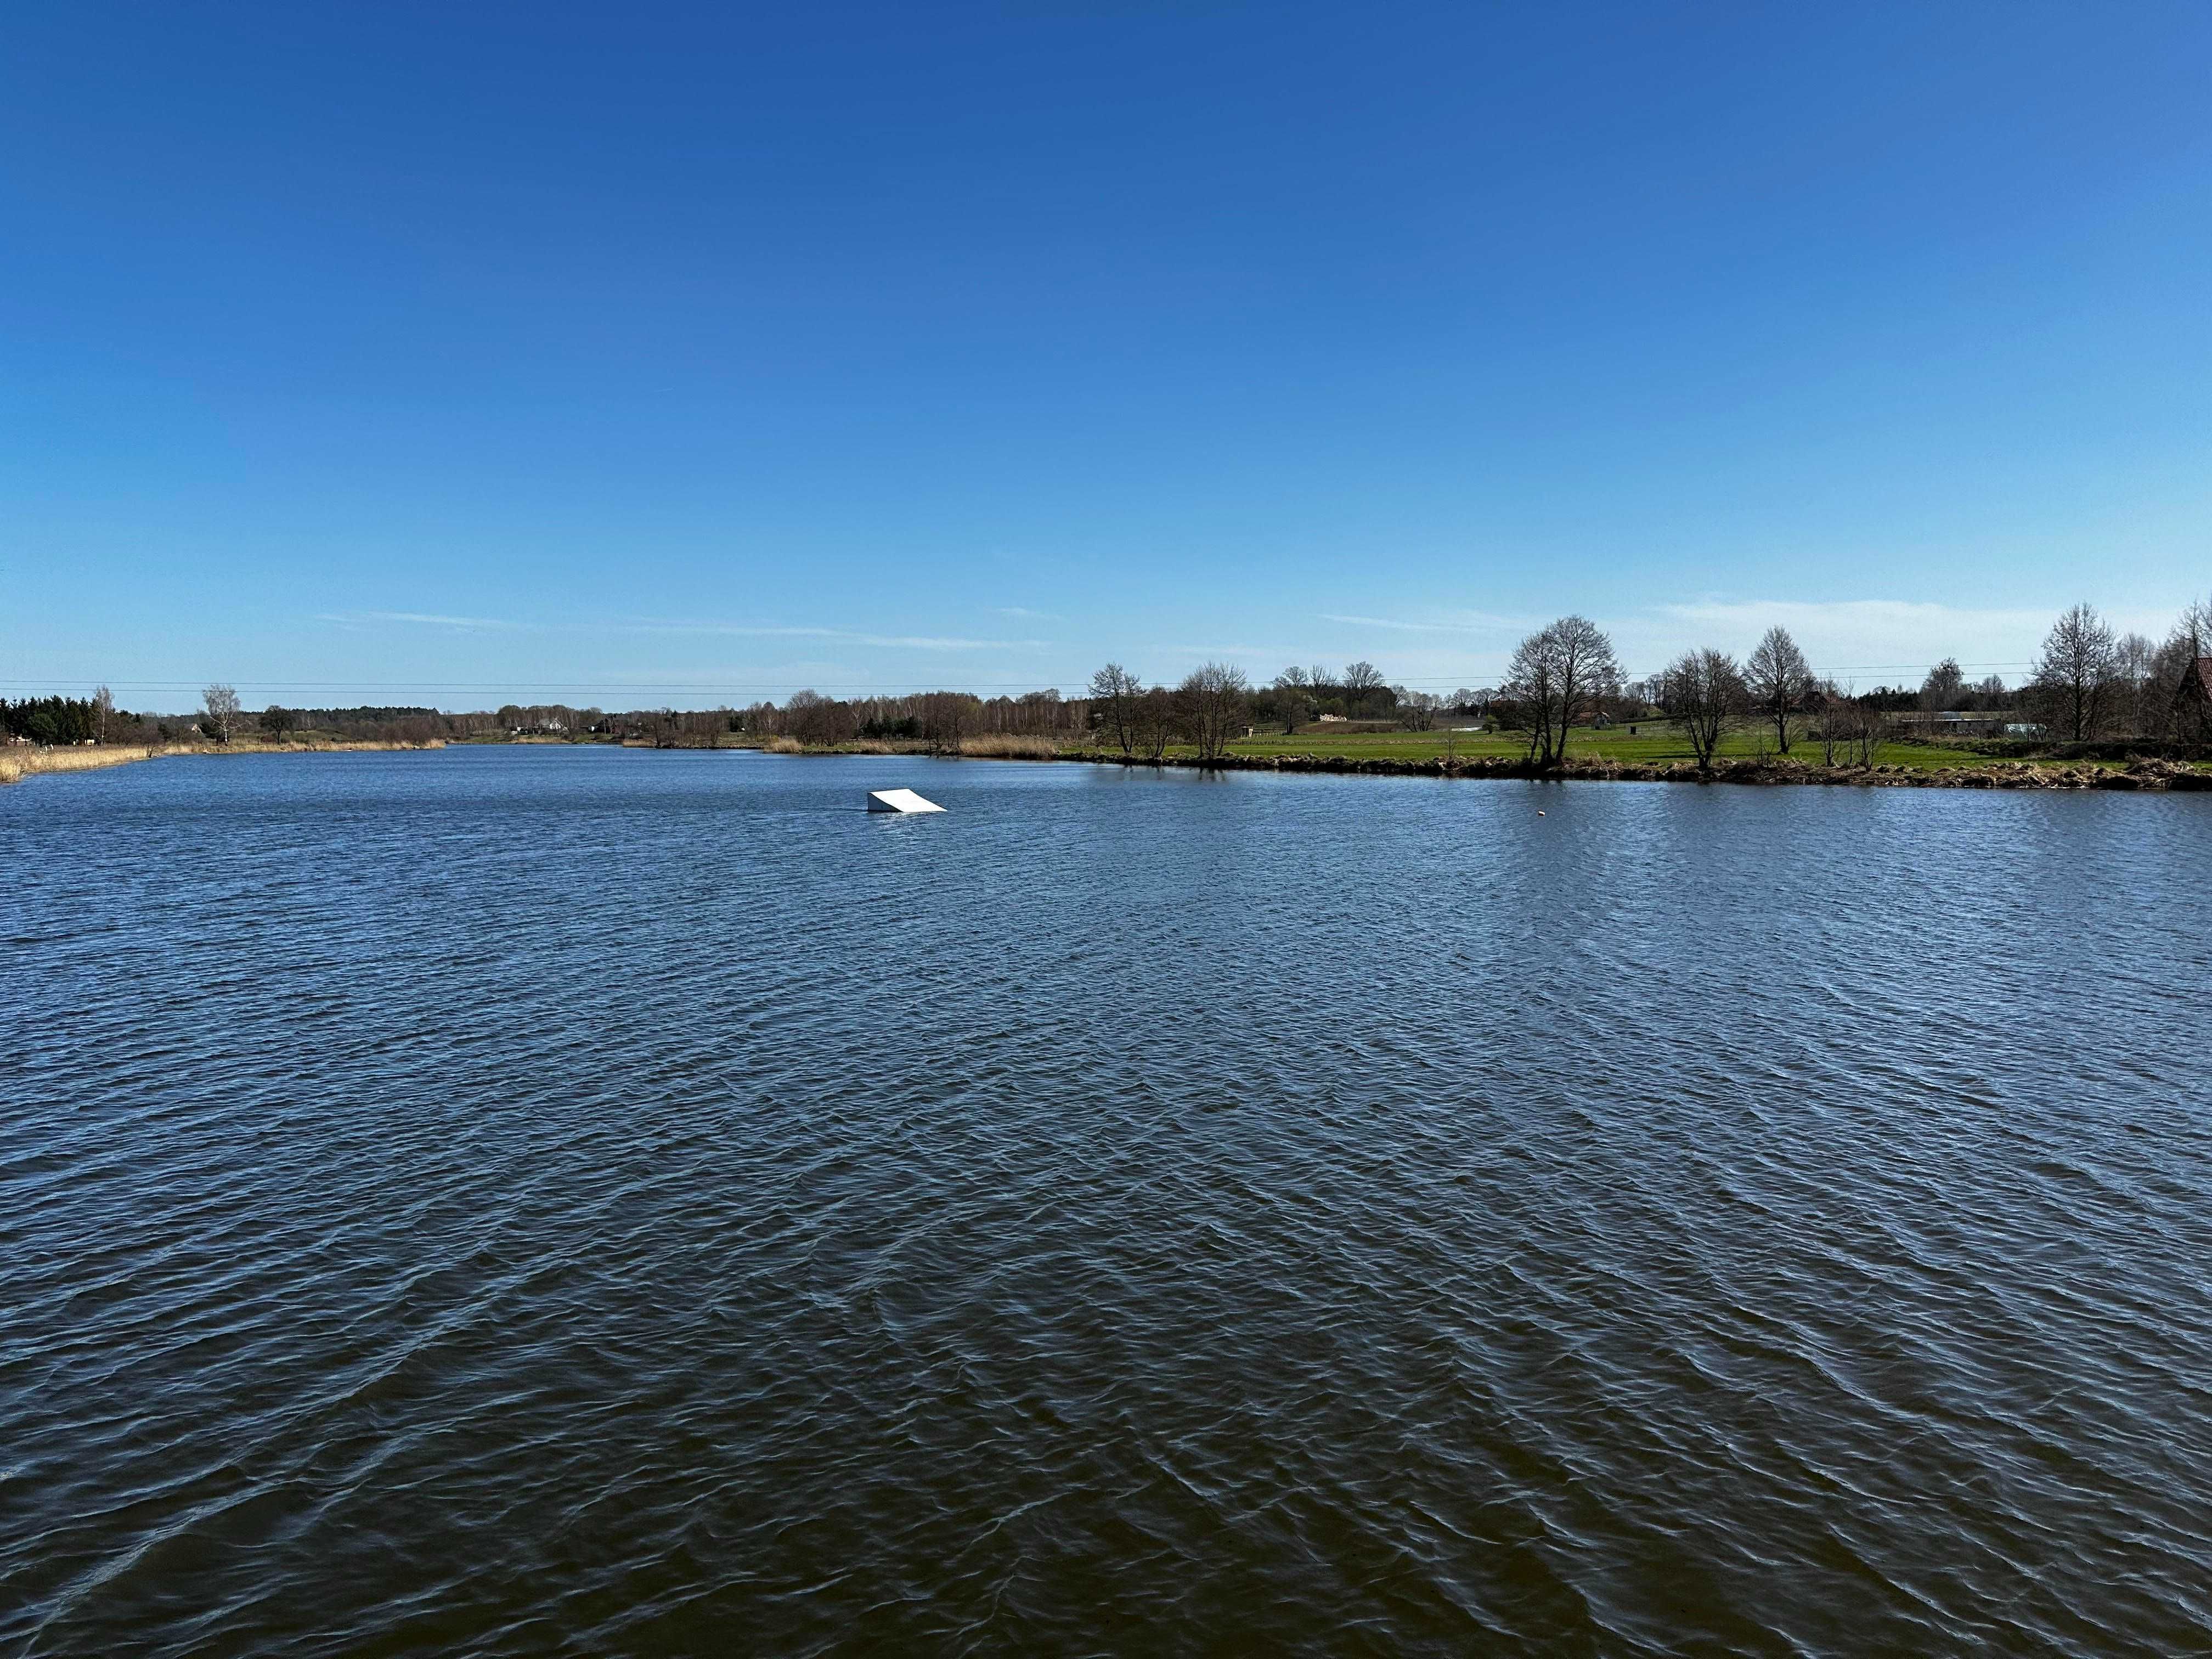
[5,1,2208,709]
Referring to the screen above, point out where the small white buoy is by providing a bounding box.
[1536,810,1545,816]
[866,788,946,814]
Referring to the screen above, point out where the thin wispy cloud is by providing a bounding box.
[624,621,1046,652]
[318,610,531,631]
[1156,643,1291,662]
[994,606,1061,622]
[1321,611,1522,635]
[586,663,861,689]
[320,612,1048,652]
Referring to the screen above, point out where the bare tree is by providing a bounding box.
[1269,667,1313,733]
[786,689,855,748]
[2030,603,2118,742]
[1841,693,1887,767]
[2158,597,2212,744]
[202,683,240,743]
[1176,662,1251,762]
[2177,596,2212,652]
[1660,648,1745,768]
[1503,616,1621,765]
[1393,687,1442,731]
[2113,632,2157,737]
[1745,627,1814,754]
[917,691,974,756]
[1008,688,1062,736]
[92,685,115,746]
[1341,660,1385,717]
[1087,663,1139,753]
[1918,658,1965,711]
[1810,682,1846,765]
[1129,686,1176,761]
[1500,650,1554,762]
[1801,681,1882,767]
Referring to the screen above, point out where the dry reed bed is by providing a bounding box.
[758,734,1058,758]
[0,745,156,784]
[0,739,443,786]
[959,733,1058,759]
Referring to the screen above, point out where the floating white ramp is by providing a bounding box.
[866,788,946,814]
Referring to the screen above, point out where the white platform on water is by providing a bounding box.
[866,788,946,814]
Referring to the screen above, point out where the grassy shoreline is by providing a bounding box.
[1047,748,2212,791]
[10,732,2205,793]
[0,738,444,786]
[725,733,2212,791]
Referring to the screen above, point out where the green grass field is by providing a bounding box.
[1214,725,1994,770]
[703,724,2197,775]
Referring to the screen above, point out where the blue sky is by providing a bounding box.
[5,1,2208,709]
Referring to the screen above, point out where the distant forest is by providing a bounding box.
[10,596,2209,763]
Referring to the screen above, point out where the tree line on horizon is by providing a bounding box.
[10,597,2208,761]
[1637,596,2212,766]
[1066,595,2212,765]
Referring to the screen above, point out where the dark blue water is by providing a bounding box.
[5,747,2210,1655]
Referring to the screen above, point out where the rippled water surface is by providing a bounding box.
[5,747,2211,1655]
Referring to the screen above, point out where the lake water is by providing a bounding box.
[5,747,2210,1655]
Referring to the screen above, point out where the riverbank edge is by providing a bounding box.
[680,735,2212,788]
[0,738,445,786]
[1038,749,2212,790]
[10,737,2205,793]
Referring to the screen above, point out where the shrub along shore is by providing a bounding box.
[0,738,443,786]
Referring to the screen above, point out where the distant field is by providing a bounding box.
[1212,725,1997,770]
